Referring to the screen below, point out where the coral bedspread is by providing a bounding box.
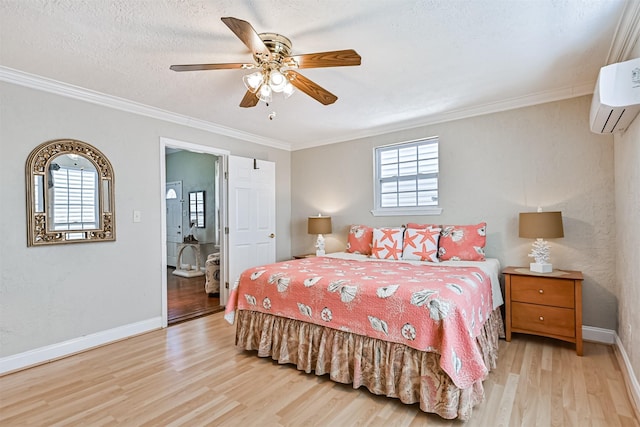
[224,256,494,389]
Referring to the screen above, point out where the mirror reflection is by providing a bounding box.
[48,154,99,231]
[189,191,205,228]
[26,139,116,246]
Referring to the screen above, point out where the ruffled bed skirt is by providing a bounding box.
[235,308,504,420]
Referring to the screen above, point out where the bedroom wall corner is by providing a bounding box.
[613,56,640,402]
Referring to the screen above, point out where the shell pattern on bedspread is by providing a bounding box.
[225,256,493,389]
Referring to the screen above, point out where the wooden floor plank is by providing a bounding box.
[1,313,638,426]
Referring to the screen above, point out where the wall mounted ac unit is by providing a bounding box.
[589,57,640,134]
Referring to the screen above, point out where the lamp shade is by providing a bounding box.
[519,211,564,239]
[308,216,332,235]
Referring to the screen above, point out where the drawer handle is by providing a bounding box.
[539,316,544,321]
[538,289,544,294]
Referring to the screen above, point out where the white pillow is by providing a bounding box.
[370,227,404,260]
[402,227,441,262]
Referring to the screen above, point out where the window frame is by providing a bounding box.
[371,137,442,217]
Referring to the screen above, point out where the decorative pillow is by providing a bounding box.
[438,222,487,261]
[406,222,440,230]
[370,227,404,260]
[345,225,373,255]
[402,227,441,262]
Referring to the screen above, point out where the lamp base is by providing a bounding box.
[530,262,553,273]
[315,234,325,257]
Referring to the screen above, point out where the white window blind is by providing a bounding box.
[52,167,99,230]
[372,137,441,216]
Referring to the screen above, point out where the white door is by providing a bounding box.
[166,181,183,267]
[225,156,276,304]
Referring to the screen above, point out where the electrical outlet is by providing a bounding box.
[133,210,142,223]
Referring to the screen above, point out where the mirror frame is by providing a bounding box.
[25,139,116,246]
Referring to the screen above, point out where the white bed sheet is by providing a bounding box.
[324,252,504,309]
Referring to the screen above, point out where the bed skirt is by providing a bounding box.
[235,307,504,420]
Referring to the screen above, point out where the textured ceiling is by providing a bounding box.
[0,0,632,150]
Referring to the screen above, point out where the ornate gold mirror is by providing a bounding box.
[26,139,115,246]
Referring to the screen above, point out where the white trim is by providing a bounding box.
[606,0,640,64]
[582,325,616,344]
[291,81,596,151]
[371,207,443,217]
[614,334,640,419]
[1,66,596,153]
[0,317,161,375]
[0,66,291,152]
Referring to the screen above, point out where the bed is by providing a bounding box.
[224,252,504,420]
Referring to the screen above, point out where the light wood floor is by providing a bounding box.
[1,312,637,426]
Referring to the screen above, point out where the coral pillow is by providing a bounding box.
[370,228,404,260]
[438,222,487,261]
[346,225,373,255]
[402,227,441,262]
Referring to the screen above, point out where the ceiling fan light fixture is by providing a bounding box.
[258,83,273,103]
[243,71,263,93]
[170,17,361,108]
[282,81,295,98]
[268,69,287,92]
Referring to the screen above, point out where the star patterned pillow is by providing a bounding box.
[370,228,404,260]
[402,227,441,262]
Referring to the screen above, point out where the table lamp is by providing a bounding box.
[519,210,564,273]
[308,214,332,256]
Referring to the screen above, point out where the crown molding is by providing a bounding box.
[0,66,292,152]
[0,65,598,152]
[293,81,596,151]
[607,0,640,63]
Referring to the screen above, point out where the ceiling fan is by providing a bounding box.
[170,17,361,108]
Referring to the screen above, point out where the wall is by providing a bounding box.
[614,43,640,392]
[0,81,291,359]
[291,95,616,330]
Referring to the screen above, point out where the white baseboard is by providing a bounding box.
[614,335,640,419]
[0,317,162,375]
[583,325,616,344]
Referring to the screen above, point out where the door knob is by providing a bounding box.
[269,233,276,238]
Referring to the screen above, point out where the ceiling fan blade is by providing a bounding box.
[287,71,337,105]
[221,17,271,61]
[288,49,361,69]
[240,90,259,108]
[170,63,253,72]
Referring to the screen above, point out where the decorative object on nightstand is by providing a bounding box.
[308,214,332,256]
[519,209,564,273]
[503,266,583,355]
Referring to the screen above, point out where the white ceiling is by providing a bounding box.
[0,1,635,151]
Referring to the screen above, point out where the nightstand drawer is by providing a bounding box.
[511,276,574,308]
[511,302,575,338]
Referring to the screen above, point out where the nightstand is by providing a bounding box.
[292,254,316,259]
[503,266,583,356]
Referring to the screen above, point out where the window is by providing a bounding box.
[372,137,441,216]
[51,166,99,230]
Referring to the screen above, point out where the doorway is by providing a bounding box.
[160,138,230,327]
